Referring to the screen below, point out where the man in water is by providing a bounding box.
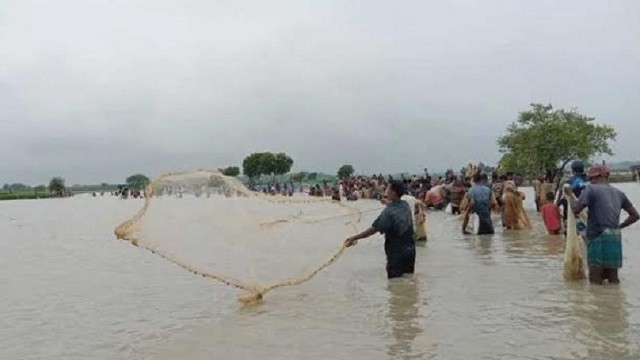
[557,160,588,233]
[462,173,495,235]
[344,180,416,279]
[564,165,639,284]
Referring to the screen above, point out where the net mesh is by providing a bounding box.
[564,206,587,281]
[115,169,381,304]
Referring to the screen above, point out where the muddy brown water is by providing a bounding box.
[2,184,639,359]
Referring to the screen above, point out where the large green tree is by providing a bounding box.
[498,104,616,178]
[49,177,66,195]
[126,174,150,190]
[243,152,273,184]
[337,164,355,179]
[273,153,294,177]
[242,152,294,184]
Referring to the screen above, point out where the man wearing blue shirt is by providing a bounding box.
[462,173,495,235]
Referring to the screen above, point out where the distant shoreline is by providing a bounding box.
[0,191,58,201]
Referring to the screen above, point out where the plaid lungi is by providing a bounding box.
[587,228,622,269]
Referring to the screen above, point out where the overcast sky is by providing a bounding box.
[1,0,638,184]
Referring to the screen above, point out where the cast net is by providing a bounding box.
[114,169,380,304]
[563,188,587,281]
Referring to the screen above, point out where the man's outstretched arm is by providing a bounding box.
[344,227,378,247]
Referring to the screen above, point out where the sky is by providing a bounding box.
[1,0,639,185]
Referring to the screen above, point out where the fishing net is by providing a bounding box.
[502,191,532,230]
[114,169,381,304]
[563,199,586,281]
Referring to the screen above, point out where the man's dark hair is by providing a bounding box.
[473,173,484,183]
[389,180,406,197]
[480,173,489,182]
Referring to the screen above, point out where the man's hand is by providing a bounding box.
[563,185,573,197]
[344,236,359,247]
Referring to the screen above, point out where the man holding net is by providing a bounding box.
[564,165,639,285]
[344,180,416,279]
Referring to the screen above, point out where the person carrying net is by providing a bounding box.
[563,165,639,285]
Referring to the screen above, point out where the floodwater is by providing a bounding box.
[2,184,640,360]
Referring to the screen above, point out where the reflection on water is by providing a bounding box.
[568,285,632,359]
[546,234,563,257]
[1,184,640,359]
[386,278,422,359]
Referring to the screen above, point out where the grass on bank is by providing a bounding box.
[0,190,58,201]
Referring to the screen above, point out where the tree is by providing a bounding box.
[290,171,307,183]
[34,185,47,192]
[10,183,30,191]
[49,177,66,195]
[307,172,318,181]
[2,183,9,191]
[220,166,240,177]
[337,164,355,179]
[273,153,294,177]
[126,174,150,190]
[243,152,272,184]
[242,152,294,183]
[498,104,616,178]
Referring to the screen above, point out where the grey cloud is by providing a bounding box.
[0,0,638,184]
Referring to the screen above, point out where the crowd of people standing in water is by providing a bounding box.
[94,186,144,199]
[339,161,639,287]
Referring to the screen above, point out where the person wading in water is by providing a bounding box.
[557,160,588,235]
[564,165,639,285]
[344,181,416,279]
[462,173,495,235]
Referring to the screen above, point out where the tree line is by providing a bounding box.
[2,103,623,199]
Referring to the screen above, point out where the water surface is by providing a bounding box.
[2,184,640,359]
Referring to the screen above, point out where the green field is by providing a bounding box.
[0,190,58,201]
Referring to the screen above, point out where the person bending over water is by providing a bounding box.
[564,165,639,285]
[344,181,416,279]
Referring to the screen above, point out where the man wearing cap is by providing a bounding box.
[344,180,416,279]
[564,165,639,284]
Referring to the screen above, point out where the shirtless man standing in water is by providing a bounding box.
[344,181,416,278]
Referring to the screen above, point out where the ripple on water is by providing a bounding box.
[2,188,640,359]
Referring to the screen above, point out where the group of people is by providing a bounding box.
[342,161,639,287]
[113,187,143,199]
[253,182,296,196]
[536,161,639,284]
